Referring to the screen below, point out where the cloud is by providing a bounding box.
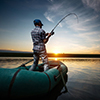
[45,0,100,31]
[44,0,81,30]
[82,0,100,12]
[75,31,99,40]
[66,40,100,54]
[44,12,54,23]
[44,0,100,33]
[44,2,65,23]
[67,12,100,33]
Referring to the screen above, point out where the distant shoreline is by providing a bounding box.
[0,52,100,58]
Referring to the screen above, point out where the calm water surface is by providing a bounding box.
[0,57,100,100]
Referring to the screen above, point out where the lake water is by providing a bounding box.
[0,57,100,100]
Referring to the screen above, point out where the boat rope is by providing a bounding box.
[51,13,79,33]
[8,69,21,98]
[20,64,28,70]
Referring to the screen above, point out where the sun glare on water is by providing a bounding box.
[55,58,58,60]
[53,50,60,60]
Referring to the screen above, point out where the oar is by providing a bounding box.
[19,59,33,68]
[60,72,68,92]
[60,73,75,98]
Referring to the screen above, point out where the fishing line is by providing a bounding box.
[51,13,79,34]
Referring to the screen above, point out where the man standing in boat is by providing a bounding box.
[29,19,54,71]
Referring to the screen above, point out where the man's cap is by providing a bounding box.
[34,19,43,26]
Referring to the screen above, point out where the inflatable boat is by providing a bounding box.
[0,60,68,99]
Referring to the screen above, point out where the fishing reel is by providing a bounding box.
[51,30,55,35]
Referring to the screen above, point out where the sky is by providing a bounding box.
[0,0,100,54]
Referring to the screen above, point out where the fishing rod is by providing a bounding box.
[50,13,79,35]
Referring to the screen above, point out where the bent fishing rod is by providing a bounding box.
[50,13,79,34]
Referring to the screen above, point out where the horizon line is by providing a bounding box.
[0,49,100,55]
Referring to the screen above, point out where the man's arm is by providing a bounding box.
[43,33,51,44]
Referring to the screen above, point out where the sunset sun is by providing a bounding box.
[53,50,60,55]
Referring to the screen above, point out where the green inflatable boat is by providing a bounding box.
[0,60,68,99]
